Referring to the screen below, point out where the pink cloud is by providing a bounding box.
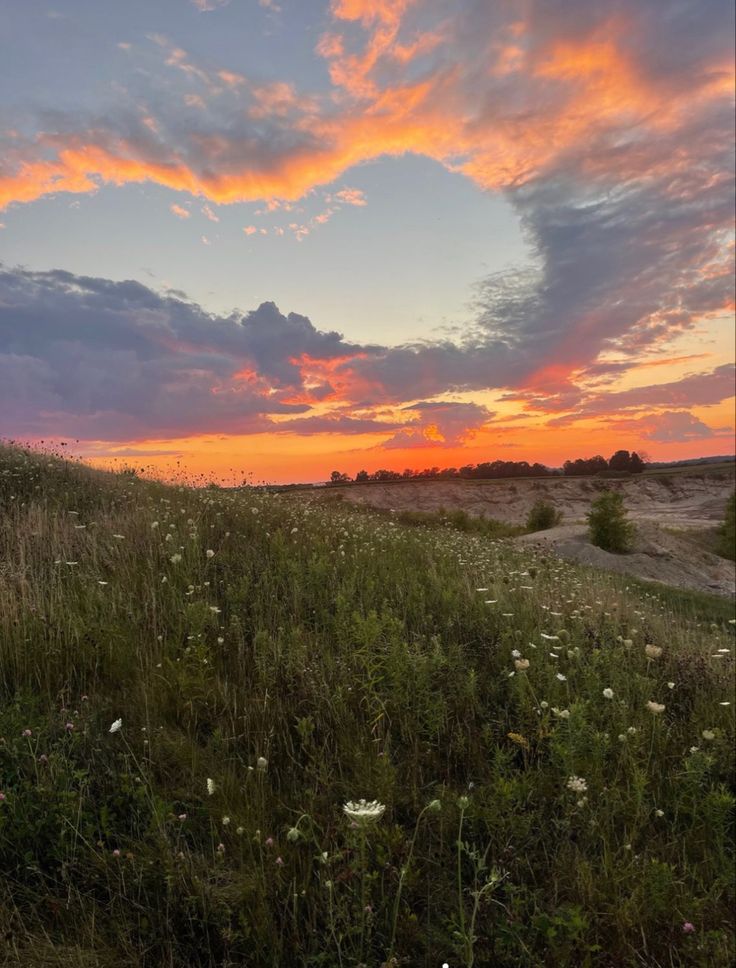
[333,187,367,206]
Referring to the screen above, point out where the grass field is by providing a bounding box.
[0,444,734,967]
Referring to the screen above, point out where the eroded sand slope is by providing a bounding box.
[323,468,736,597]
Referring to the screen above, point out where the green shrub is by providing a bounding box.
[587,490,635,552]
[526,499,562,531]
[716,491,735,561]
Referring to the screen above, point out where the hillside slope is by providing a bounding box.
[0,445,734,967]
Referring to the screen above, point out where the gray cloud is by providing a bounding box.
[0,0,733,445]
[382,400,494,449]
[544,364,735,426]
[0,265,347,439]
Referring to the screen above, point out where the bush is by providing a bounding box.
[716,491,735,560]
[526,499,562,531]
[587,490,635,552]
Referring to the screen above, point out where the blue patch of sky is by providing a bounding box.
[0,152,530,345]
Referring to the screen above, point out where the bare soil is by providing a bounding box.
[321,468,736,598]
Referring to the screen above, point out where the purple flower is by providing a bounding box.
[682,922,695,934]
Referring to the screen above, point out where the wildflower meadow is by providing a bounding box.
[0,443,733,967]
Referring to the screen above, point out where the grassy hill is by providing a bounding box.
[0,443,734,967]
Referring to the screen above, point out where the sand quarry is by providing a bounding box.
[320,466,736,598]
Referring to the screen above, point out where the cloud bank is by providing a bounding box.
[0,0,733,452]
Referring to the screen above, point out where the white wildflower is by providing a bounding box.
[566,775,587,794]
[207,778,216,796]
[109,718,122,733]
[602,688,614,700]
[647,701,665,715]
[343,798,386,825]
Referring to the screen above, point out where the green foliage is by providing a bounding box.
[0,443,733,967]
[395,506,520,538]
[716,491,735,561]
[526,499,562,532]
[587,490,636,553]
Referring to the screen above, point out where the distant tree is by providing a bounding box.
[629,452,645,474]
[329,470,351,484]
[355,469,369,482]
[589,455,609,475]
[588,491,635,552]
[609,450,632,472]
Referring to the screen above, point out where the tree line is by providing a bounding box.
[329,450,647,484]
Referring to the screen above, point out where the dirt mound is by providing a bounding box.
[516,521,735,598]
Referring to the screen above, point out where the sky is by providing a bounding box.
[0,0,734,483]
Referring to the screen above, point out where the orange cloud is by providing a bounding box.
[2,11,731,212]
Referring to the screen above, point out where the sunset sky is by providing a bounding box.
[1,0,734,482]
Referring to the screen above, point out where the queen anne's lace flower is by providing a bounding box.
[109,718,122,733]
[566,775,588,794]
[343,799,386,825]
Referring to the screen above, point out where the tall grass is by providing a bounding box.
[0,443,734,967]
